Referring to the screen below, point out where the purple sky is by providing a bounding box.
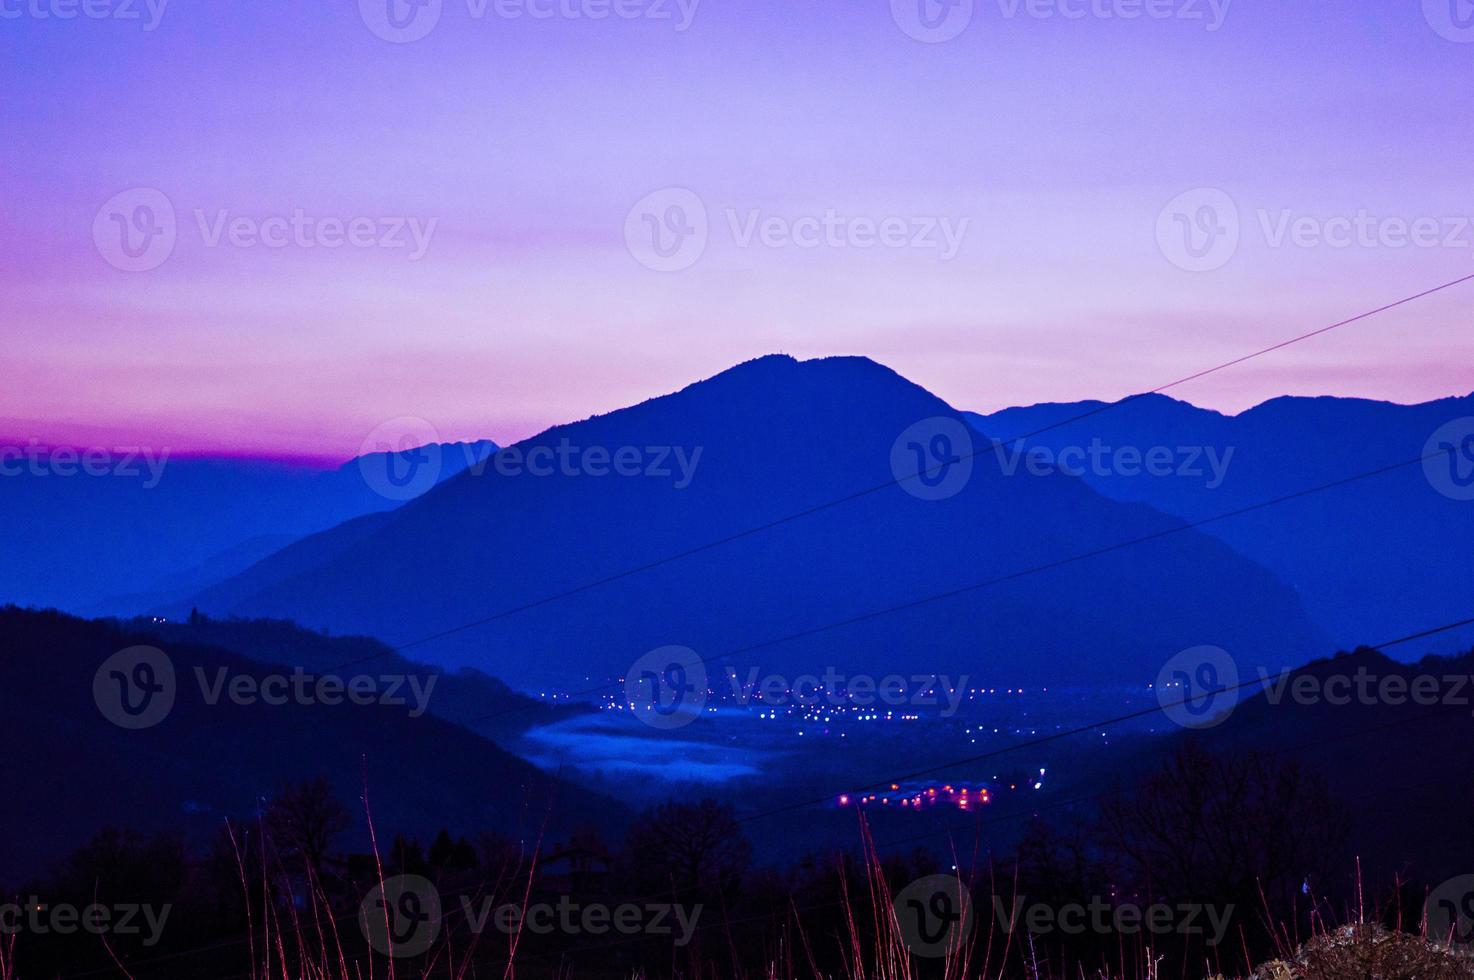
[3,0,1472,461]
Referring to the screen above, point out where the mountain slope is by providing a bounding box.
[192,355,1326,690]
[1147,643,1474,884]
[0,606,625,884]
[968,391,1474,655]
[128,612,588,743]
[0,440,496,615]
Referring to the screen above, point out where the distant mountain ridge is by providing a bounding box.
[188,355,1325,691]
[967,389,1474,656]
[127,612,588,744]
[0,439,497,615]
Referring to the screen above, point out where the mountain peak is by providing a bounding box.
[693,353,900,384]
[675,353,943,408]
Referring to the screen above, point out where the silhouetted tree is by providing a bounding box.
[391,834,428,875]
[478,830,528,883]
[624,799,751,902]
[1097,740,1345,913]
[428,829,477,871]
[54,827,185,907]
[264,777,349,880]
[1014,814,1098,905]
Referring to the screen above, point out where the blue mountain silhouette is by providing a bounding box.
[0,440,496,614]
[969,390,1474,657]
[188,356,1325,689]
